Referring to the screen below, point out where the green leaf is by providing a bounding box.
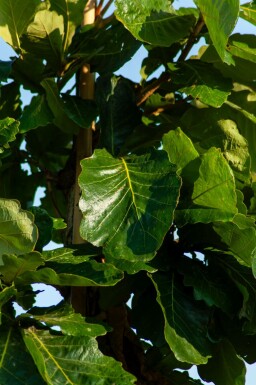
[240,2,256,25]
[0,60,13,83]
[0,0,43,51]
[163,128,199,174]
[23,329,136,385]
[227,34,256,63]
[17,247,123,287]
[213,213,256,266]
[171,61,232,108]
[198,339,246,385]
[0,252,44,285]
[0,82,21,120]
[0,327,45,384]
[0,286,17,324]
[61,95,98,130]
[96,75,141,156]
[69,19,141,75]
[115,1,196,47]
[47,0,85,54]
[0,199,38,257]
[21,9,64,72]
[0,118,19,153]
[194,0,239,64]
[29,207,53,251]
[25,302,109,337]
[11,54,45,93]
[19,94,54,133]
[150,272,211,365]
[168,144,237,225]
[79,149,181,262]
[41,78,80,134]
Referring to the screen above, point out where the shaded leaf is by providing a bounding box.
[0,60,13,83]
[62,95,98,129]
[115,1,196,47]
[0,252,44,285]
[198,339,246,385]
[23,329,136,385]
[0,199,38,257]
[150,272,211,364]
[171,61,232,108]
[194,0,239,64]
[17,247,123,287]
[29,207,53,251]
[25,302,109,337]
[41,78,79,134]
[0,0,43,51]
[0,118,19,153]
[96,75,141,156]
[213,213,256,266]
[0,286,17,324]
[79,149,181,262]
[0,82,21,120]
[19,94,54,133]
[0,327,45,384]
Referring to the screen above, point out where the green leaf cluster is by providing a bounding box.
[0,0,256,384]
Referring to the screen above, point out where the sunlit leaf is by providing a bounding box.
[0,118,19,153]
[0,0,43,51]
[0,199,38,257]
[194,0,239,64]
[115,0,196,46]
[79,149,181,262]
[23,329,136,385]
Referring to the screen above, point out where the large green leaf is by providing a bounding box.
[19,94,54,133]
[0,118,19,153]
[194,0,239,64]
[0,327,45,384]
[0,252,44,285]
[96,75,141,156]
[79,149,181,262]
[240,2,256,25]
[150,272,211,365]
[115,0,196,47]
[21,9,64,72]
[24,302,109,337]
[198,339,246,385]
[0,0,43,51]
[23,329,135,385]
[16,247,123,287]
[0,199,38,257]
[163,134,237,225]
[170,61,232,108]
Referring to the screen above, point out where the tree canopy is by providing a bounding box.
[0,0,256,384]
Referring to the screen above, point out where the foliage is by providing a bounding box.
[0,0,256,384]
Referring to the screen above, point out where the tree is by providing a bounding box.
[0,0,256,384]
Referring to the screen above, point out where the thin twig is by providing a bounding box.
[100,0,114,17]
[136,72,170,106]
[177,13,205,62]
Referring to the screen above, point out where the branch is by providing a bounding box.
[177,13,205,62]
[136,72,170,106]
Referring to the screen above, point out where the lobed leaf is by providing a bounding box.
[0,118,19,153]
